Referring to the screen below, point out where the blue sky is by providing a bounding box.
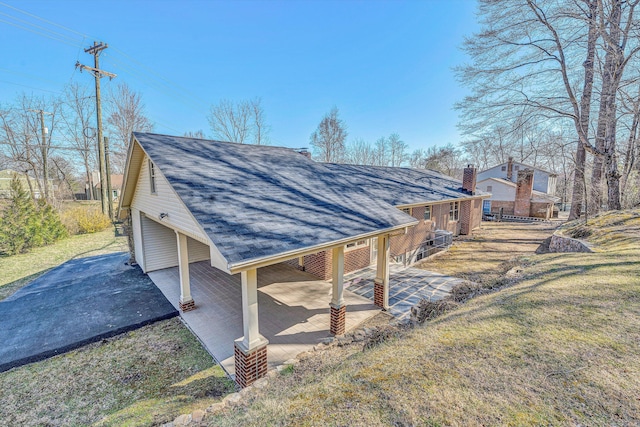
[0,0,479,152]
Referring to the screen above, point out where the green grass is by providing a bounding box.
[204,211,640,426]
[0,318,234,427]
[0,228,127,300]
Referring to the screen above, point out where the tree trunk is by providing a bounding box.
[569,0,598,221]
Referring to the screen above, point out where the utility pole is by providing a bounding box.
[104,136,114,221]
[76,41,116,216]
[28,109,53,201]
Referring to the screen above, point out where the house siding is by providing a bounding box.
[140,214,211,272]
[131,155,209,245]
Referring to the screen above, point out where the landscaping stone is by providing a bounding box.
[173,414,191,426]
[206,402,225,413]
[223,392,242,406]
[191,409,205,423]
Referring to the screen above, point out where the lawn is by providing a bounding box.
[0,226,235,426]
[204,212,640,426]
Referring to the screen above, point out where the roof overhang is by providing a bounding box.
[227,219,417,274]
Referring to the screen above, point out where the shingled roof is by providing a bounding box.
[130,133,419,268]
[322,163,488,206]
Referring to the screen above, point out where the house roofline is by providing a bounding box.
[227,220,418,274]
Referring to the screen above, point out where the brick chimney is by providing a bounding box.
[507,157,514,181]
[462,164,477,194]
[514,168,534,217]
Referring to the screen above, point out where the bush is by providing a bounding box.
[61,206,112,234]
[0,177,68,255]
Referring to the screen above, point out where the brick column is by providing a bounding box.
[374,235,390,310]
[330,303,346,336]
[234,339,268,388]
[374,281,385,307]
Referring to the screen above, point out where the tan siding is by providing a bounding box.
[131,208,145,271]
[132,156,208,244]
[141,215,178,272]
[188,237,211,263]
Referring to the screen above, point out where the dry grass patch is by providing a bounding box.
[205,214,640,426]
[0,317,234,427]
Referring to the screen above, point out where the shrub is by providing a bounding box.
[61,206,112,234]
[0,177,68,255]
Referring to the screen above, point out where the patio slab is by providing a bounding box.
[345,264,466,318]
[148,262,379,376]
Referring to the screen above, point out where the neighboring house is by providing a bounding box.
[87,174,124,201]
[477,157,557,195]
[0,169,48,199]
[477,174,560,219]
[118,132,488,387]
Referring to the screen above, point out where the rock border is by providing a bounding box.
[548,232,593,253]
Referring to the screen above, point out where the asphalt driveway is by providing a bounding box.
[0,252,177,372]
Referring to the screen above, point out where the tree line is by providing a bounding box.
[456,0,640,218]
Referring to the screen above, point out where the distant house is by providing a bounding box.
[0,169,48,199]
[476,176,560,219]
[118,132,489,387]
[477,157,557,195]
[87,174,123,201]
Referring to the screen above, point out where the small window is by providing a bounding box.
[514,165,520,171]
[424,205,431,221]
[149,160,157,194]
[501,166,506,171]
[401,207,412,215]
[486,185,492,192]
[345,240,368,250]
[449,201,459,221]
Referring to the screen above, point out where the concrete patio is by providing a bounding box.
[346,264,466,318]
[149,262,379,376]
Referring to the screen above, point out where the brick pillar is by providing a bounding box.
[374,281,385,308]
[514,169,534,217]
[459,200,472,235]
[330,303,346,336]
[234,340,268,388]
[179,299,196,312]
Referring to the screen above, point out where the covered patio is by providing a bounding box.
[149,261,380,377]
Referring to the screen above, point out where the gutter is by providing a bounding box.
[227,219,418,274]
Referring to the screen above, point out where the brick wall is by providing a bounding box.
[514,169,534,216]
[490,200,515,215]
[530,202,552,219]
[297,245,371,280]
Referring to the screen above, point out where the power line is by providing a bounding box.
[0,10,81,45]
[0,2,88,38]
[0,17,83,49]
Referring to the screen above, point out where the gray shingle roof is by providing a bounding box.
[133,133,418,267]
[323,163,488,205]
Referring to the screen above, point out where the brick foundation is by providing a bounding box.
[234,341,268,388]
[179,299,196,312]
[330,304,346,336]
[374,281,385,308]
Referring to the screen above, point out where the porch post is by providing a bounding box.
[374,234,390,310]
[234,268,268,388]
[330,246,346,336]
[176,231,195,312]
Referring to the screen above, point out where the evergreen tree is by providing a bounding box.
[0,175,67,255]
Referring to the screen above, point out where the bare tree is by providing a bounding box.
[374,136,389,166]
[184,130,206,139]
[457,0,602,220]
[207,98,269,145]
[309,107,347,162]
[346,138,376,165]
[388,133,408,167]
[106,83,153,173]
[60,83,96,199]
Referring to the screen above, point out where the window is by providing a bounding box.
[449,201,459,221]
[400,207,412,216]
[501,166,506,171]
[149,160,157,194]
[514,165,520,171]
[486,185,492,192]
[424,205,431,221]
[345,239,368,250]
